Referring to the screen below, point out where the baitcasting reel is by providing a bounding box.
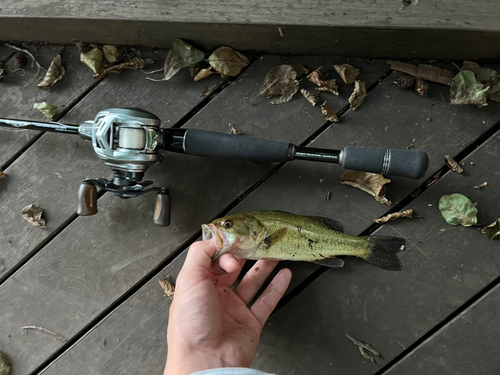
[0,108,429,227]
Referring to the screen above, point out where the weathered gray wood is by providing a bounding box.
[0,44,99,167]
[250,131,500,374]
[2,1,500,58]
[0,55,389,374]
[0,48,223,280]
[383,282,500,375]
[36,71,500,373]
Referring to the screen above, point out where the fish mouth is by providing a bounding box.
[202,224,228,260]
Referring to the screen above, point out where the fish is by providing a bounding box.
[202,211,405,271]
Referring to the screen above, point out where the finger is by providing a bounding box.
[209,254,247,287]
[180,240,218,280]
[250,268,292,328]
[234,260,279,305]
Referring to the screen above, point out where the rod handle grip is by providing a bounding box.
[77,183,98,216]
[154,189,171,227]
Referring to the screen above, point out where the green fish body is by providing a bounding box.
[202,211,405,271]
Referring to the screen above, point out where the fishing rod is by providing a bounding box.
[0,108,429,227]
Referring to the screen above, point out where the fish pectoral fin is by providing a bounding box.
[304,216,344,233]
[311,257,345,268]
[264,227,288,248]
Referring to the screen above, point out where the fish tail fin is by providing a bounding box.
[362,236,405,271]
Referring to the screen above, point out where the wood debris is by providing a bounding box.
[300,89,319,106]
[388,61,453,85]
[21,325,66,342]
[345,332,380,362]
[320,102,339,122]
[348,80,367,110]
[21,204,47,228]
[159,278,175,299]
[444,155,463,173]
[474,182,487,189]
[375,209,413,224]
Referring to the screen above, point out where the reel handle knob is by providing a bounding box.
[77,183,98,216]
[154,189,171,227]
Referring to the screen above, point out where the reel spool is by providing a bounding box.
[77,108,171,226]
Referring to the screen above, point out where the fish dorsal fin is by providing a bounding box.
[264,227,288,248]
[311,257,345,268]
[304,216,344,232]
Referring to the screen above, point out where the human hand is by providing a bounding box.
[165,240,292,375]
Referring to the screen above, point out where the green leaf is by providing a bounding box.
[438,193,478,227]
[358,347,375,363]
[208,46,249,77]
[33,102,58,119]
[482,219,500,240]
[80,48,103,74]
[450,70,489,107]
[161,39,205,81]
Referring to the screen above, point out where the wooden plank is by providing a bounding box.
[37,74,500,372]
[382,283,500,375]
[250,130,500,374]
[2,1,500,59]
[0,48,223,279]
[0,44,99,167]
[0,55,389,374]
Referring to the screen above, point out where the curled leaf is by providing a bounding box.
[0,351,11,375]
[359,347,375,363]
[300,89,319,106]
[21,204,47,228]
[37,54,65,90]
[375,209,413,225]
[349,80,367,110]
[482,219,500,240]
[33,102,57,119]
[102,45,120,64]
[208,46,249,77]
[157,39,205,81]
[159,278,175,299]
[340,171,391,205]
[307,67,339,95]
[438,193,478,227]
[194,67,214,82]
[450,70,489,107]
[80,48,103,74]
[334,64,360,85]
[321,102,339,122]
[388,61,453,85]
[445,155,463,173]
[259,65,304,104]
[474,182,487,189]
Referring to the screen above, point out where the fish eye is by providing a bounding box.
[223,220,233,228]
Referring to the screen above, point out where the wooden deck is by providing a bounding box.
[1,43,500,375]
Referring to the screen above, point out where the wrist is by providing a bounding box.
[165,345,227,375]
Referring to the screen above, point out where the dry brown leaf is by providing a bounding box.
[159,278,175,299]
[307,67,339,95]
[300,89,319,106]
[37,55,65,90]
[208,46,249,77]
[474,182,487,189]
[94,55,154,80]
[445,155,463,173]
[194,67,214,82]
[80,48,103,74]
[415,77,429,96]
[349,80,367,110]
[293,64,308,79]
[374,209,413,224]
[202,84,218,96]
[21,204,46,228]
[0,170,3,180]
[334,64,360,85]
[321,102,339,122]
[388,61,454,86]
[0,62,5,81]
[103,45,120,64]
[0,351,11,375]
[259,65,304,104]
[482,219,500,240]
[340,171,391,205]
[230,127,244,135]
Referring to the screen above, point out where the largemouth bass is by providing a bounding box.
[202,211,405,271]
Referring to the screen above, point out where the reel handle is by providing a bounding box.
[77,183,98,216]
[153,189,171,227]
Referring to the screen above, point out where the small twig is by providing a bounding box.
[5,44,46,77]
[21,325,67,342]
[345,332,380,357]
